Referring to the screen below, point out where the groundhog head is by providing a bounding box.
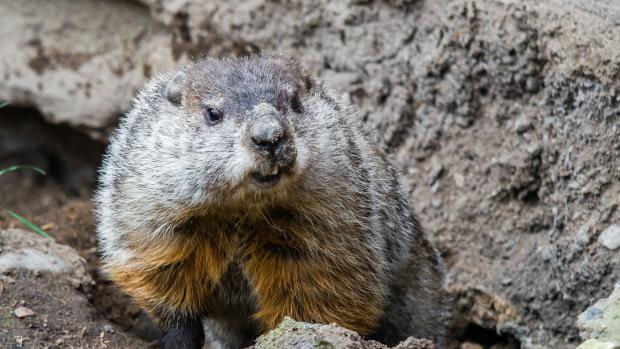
[156,54,344,208]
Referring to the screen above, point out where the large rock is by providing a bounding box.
[248,317,436,349]
[0,229,145,348]
[577,282,620,349]
[0,0,177,131]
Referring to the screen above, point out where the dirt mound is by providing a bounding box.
[0,229,147,348]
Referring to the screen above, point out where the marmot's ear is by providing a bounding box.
[165,70,187,106]
[269,54,316,93]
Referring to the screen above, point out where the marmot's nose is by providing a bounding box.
[249,103,296,168]
[250,115,285,152]
[250,104,287,154]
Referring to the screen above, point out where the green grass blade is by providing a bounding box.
[5,210,53,240]
[0,165,46,176]
[0,101,8,109]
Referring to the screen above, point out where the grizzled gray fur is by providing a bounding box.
[95,54,447,349]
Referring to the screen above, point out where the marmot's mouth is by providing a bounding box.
[251,171,282,188]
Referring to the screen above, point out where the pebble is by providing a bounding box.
[502,55,516,65]
[461,342,484,349]
[526,143,543,156]
[540,246,557,262]
[14,306,35,318]
[574,222,592,247]
[525,76,540,93]
[427,160,444,186]
[0,275,16,284]
[453,173,465,188]
[514,114,533,133]
[598,224,620,250]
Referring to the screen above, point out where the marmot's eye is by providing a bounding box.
[291,91,303,114]
[205,107,222,125]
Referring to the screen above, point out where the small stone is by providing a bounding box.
[460,342,484,349]
[455,115,473,128]
[598,224,620,250]
[581,182,599,195]
[513,9,525,20]
[104,324,115,334]
[540,246,556,262]
[502,55,516,65]
[527,143,543,156]
[84,326,100,337]
[394,337,437,349]
[453,173,465,188]
[525,76,540,93]
[514,114,533,133]
[68,277,82,289]
[0,275,16,284]
[427,160,444,186]
[14,306,35,318]
[574,222,593,247]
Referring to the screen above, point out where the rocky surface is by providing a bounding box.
[1,0,620,348]
[249,317,436,349]
[577,281,620,349]
[0,0,176,133]
[0,229,145,348]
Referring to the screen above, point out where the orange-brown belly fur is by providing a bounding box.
[106,227,383,334]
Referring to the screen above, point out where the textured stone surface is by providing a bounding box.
[0,248,70,273]
[13,306,35,318]
[248,317,436,349]
[0,229,145,347]
[598,225,620,250]
[577,282,620,349]
[0,229,88,278]
[0,0,177,131]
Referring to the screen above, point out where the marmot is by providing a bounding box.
[95,54,446,349]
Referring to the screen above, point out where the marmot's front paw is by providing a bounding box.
[161,317,204,349]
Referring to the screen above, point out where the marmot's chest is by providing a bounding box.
[198,217,307,281]
[198,222,383,335]
[129,214,382,335]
